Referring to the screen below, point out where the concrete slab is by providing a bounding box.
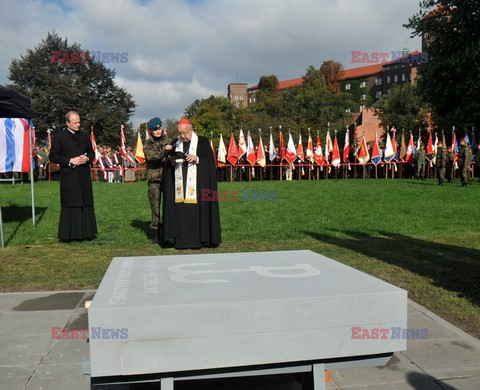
[26,362,90,390]
[0,333,54,366]
[402,336,480,378]
[0,310,72,336]
[0,292,22,311]
[330,351,425,388]
[89,251,407,377]
[440,375,480,390]
[0,365,38,390]
[42,338,89,364]
[12,291,86,311]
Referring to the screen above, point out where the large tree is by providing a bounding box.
[7,31,136,146]
[405,0,480,131]
[319,60,344,93]
[374,84,429,131]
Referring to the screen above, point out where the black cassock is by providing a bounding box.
[49,129,97,241]
[161,136,221,249]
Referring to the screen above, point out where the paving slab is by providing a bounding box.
[0,285,478,389]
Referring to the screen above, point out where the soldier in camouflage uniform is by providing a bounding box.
[457,137,473,187]
[435,140,447,185]
[144,117,171,242]
[415,144,426,180]
[445,146,455,182]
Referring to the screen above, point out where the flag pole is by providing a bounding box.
[279,125,283,181]
[30,121,36,226]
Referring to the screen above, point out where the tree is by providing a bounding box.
[319,60,344,93]
[374,84,429,137]
[405,0,480,131]
[7,31,136,146]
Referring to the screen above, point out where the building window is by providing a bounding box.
[359,105,365,112]
[401,74,406,82]
[239,95,244,100]
[234,95,238,100]
[361,94,366,101]
[360,81,366,88]
[345,83,351,90]
[375,77,382,86]
[253,97,256,103]
[346,108,351,113]
[394,75,398,82]
[375,91,382,99]
[387,76,391,83]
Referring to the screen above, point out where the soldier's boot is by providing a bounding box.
[151,230,159,244]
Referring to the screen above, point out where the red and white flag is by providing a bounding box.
[313,134,324,165]
[120,125,135,165]
[324,129,333,163]
[406,132,415,163]
[297,132,305,162]
[227,132,239,165]
[256,131,266,168]
[357,136,370,165]
[279,129,286,162]
[305,132,314,163]
[285,132,297,165]
[343,128,350,163]
[246,131,256,165]
[237,129,247,160]
[90,128,101,164]
[331,131,341,167]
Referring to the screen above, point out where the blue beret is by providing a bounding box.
[147,117,162,130]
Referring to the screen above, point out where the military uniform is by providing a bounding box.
[435,145,447,185]
[457,143,473,187]
[415,146,426,179]
[144,118,171,235]
[446,149,455,182]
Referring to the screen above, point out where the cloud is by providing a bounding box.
[0,0,422,128]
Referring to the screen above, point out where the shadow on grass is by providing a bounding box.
[131,219,151,238]
[1,205,47,246]
[305,229,480,305]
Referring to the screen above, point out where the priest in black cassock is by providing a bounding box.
[161,118,221,249]
[49,111,97,241]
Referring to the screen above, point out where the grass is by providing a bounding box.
[1,178,479,338]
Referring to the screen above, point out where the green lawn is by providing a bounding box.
[1,179,479,338]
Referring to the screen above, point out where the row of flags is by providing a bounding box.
[86,124,478,171]
[211,127,478,168]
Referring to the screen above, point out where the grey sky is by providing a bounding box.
[0,0,421,128]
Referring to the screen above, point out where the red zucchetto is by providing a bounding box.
[177,118,191,125]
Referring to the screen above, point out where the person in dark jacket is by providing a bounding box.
[49,111,97,241]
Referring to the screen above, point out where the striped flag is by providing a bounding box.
[90,128,101,164]
[324,129,333,163]
[134,130,145,164]
[0,118,32,173]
